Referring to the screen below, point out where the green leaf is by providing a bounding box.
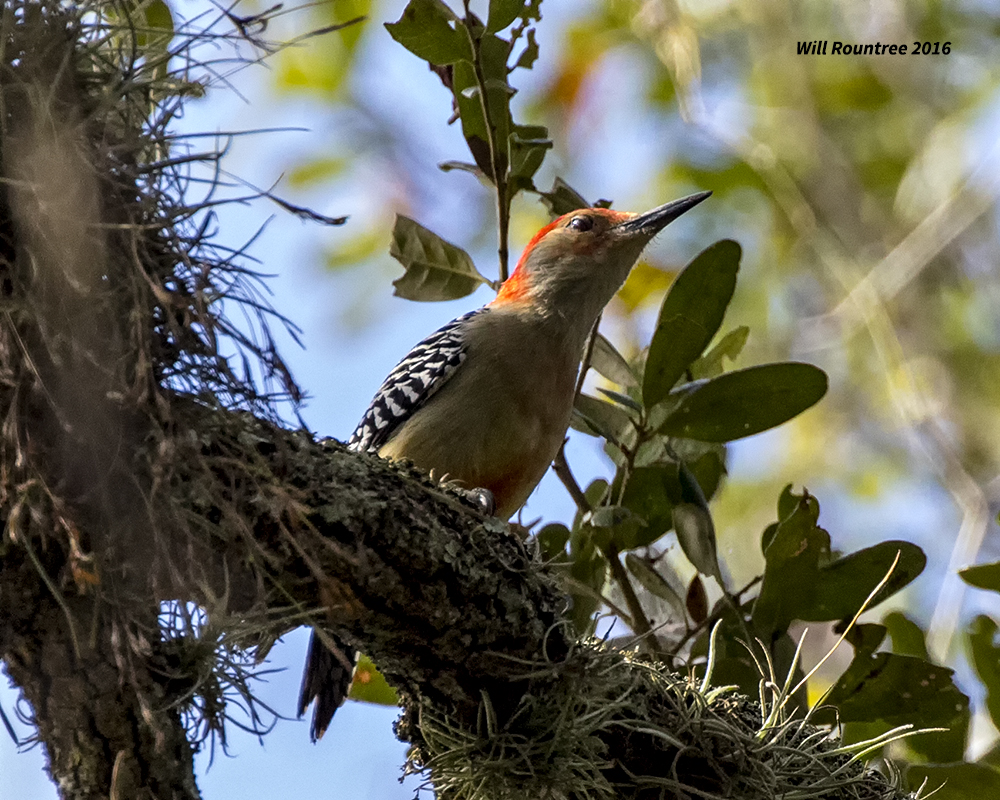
[588,506,644,552]
[572,394,633,445]
[509,124,551,193]
[348,654,399,706]
[568,529,608,634]
[968,615,1000,732]
[906,763,1000,800]
[536,523,570,561]
[451,33,512,180]
[960,561,1000,594]
[753,490,830,636]
[596,387,643,413]
[139,0,174,54]
[389,216,490,301]
[754,488,926,637]
[689,325,749,380]
[883,611,929,659]
[625,553,685,618]
[686,448,726,503]
[385,0,472,65]
[806,540,926,621]
[686,575,709,624]
[824,651,969,761]
[674,503,720,581]
[538,177,590,217]
[674,463,720,581]
[591,334,638,387]
[658,362,828,442]
[618,465,679,548]
[643,240,741,408]
[513,28,539,70]
[438,160,487,180]
[486,0,523,32]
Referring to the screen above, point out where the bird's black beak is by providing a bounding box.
[615,191,712,236]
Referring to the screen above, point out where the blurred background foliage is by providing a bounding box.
[258,0,1000,766]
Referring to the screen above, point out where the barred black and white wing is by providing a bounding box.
[347,308,485,453]
[300,307,486,740]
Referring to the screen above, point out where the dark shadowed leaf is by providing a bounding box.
[568,527,608,634]
[514,28,539,70]
[509,124,551,192]
[753,490,830,636]
[906,763,1000,800]
[658,362,828,442]
[823,650,969,762]
[539,177,590,217]
[686,575,708,624]
[643,240,741,408]
[438,160,487,179]
[806,540,926,621]
[389,215,490,300]
[960,561,1000,594]
[755,490,924,635]
[572,393,634,445]
[618,465,678,548]
[968,615,1000,732]
[536,523,570,561]
[591,333,638,387]
[385,0,472,65]
[486,0,523,33]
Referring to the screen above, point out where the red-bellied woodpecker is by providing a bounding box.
[298,191,711,739]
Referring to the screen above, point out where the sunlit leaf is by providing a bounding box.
[596,387,642,413]
[385,0,472,65]
[288,157,348,187]
[348,654,399,706]
[658,363,828,442]
[883,611,929,659]
[451,33,513,180]
[389,215,490,301]
[643,240,740,408]
[689,326,749,380]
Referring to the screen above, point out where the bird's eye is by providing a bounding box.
[568,215,593,232]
